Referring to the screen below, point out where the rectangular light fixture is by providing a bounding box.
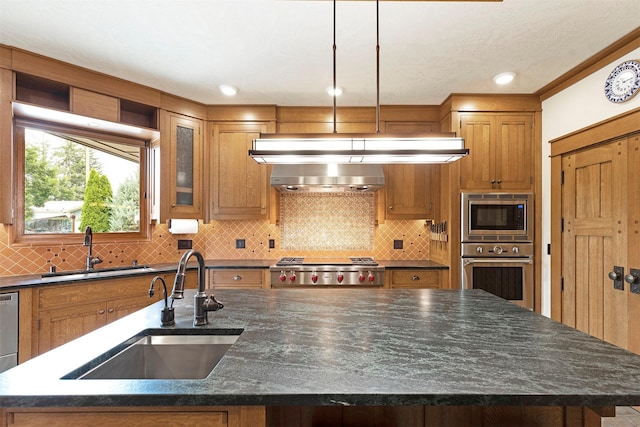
[249,133,468,164]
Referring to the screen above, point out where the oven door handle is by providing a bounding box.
[463,258,533,265]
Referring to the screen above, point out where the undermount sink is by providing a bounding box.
[41,265,152,279]
[67,332,241,380]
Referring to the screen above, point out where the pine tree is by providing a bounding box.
[109,171,140,232]
[80,169,113,232]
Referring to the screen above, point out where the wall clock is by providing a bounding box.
[604,59,640,103]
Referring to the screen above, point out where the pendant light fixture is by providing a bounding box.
[249,0,468,165]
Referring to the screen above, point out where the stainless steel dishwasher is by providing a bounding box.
[0,292,18,373]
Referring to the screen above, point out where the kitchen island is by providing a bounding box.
[1,288,640,426]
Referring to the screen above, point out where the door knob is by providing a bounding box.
[609,266,625,291]
[628,268,640,295]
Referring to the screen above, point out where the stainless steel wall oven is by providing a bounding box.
[461,193,534,310]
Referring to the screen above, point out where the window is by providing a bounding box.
[14,120,150,244]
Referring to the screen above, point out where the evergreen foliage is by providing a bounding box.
[109,171,140,231]
[80,169,113,232]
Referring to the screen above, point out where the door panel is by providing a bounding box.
[562,140,628,349]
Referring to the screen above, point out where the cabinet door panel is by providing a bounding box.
[459,115,493,190]
[38,302,107,354]
[385,164,440,219]
[212,123,269,219]
[496,115,533,189]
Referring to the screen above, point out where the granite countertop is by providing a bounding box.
[1,288,640,408]
[0,259,444,290]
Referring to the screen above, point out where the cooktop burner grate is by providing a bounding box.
[275,257,378,266]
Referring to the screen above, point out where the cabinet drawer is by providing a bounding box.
[389,270,440,289]
[211,270,263,288]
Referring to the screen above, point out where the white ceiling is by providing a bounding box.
[0,0,639,107]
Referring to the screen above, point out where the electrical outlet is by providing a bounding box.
[269,239,275,249]
[393,240,403,250]
[235,239,246,249]
[177,239,192,250]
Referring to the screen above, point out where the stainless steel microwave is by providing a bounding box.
[461,193,533,242]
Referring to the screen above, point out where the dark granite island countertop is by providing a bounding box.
[1,289,640,416]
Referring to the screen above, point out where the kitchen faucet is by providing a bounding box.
[170,249,223,326]
[83,226,103,271]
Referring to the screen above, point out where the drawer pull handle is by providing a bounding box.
[233,275,242,281]
[411,275,420,281]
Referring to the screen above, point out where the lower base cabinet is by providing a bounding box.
[209,269,266,289]
[32,271,197,355]
[0,405,611,427]
[1,406,265,427]
[387,269,442,289]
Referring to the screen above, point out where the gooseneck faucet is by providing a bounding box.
[171,249,223,326]
[83,226,103,271]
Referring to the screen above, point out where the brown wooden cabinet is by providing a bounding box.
[383,164,440,220]
[2,406,265,427]
[210,123,270,220]
[32,272,191,355]
[459,113,534,190]
[210,269,266,289]
[160,111,204,220]
[387,269,441,289]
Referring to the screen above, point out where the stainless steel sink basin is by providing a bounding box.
[75,333,240,380]
[42,265,152,279]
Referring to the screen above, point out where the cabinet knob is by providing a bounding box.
[233,274,242,281]
[98,309,105,315]
[411,275,420,281]
[624,274,639,284]
[108,308,115,313]
[608,271,621,281]
[388,206,393,210]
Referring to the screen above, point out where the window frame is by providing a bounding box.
[12,118,152,246]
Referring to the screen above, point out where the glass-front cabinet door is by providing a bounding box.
[161,111,203,220]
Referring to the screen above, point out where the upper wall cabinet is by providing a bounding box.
[160,111,204,220]
[383,121,441,220]
[210,123,270,220]
[459,113,534,191]
[14,73,159,129]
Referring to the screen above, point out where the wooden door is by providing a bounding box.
[626,134,640,354]
[494,114,533,190]
[561,140,627,348]
[384,164,440,219]
[211,123,269,219]
[459,114,493,190]
[37,302,107,354]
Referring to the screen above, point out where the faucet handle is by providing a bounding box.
[203,294,224,311]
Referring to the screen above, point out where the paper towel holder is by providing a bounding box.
[168,219,199,234]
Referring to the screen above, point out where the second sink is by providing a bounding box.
[77,334,240,380]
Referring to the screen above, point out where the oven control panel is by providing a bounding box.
[461,243,533,258]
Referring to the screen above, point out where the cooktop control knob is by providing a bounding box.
[476,247,483,254]
[359,273,366,283]
[337,272,344,283]
[493,245,504,255]
[279,271,287,282]
[289,272,296,282]
[311,272,318,283]
[368,271,375,282]
[512,246,519,254]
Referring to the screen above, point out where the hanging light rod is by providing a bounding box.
[249,0,470,165]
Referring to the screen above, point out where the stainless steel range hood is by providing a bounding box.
[271,164,384,192]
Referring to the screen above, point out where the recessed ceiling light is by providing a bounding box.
[219,84,238,96]
[327,86,343,97]
[493,72,515,85]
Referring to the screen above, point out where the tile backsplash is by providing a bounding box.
[280,192,375,251]
[0,193,433,276]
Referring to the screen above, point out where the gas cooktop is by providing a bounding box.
[275,257,378,266]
